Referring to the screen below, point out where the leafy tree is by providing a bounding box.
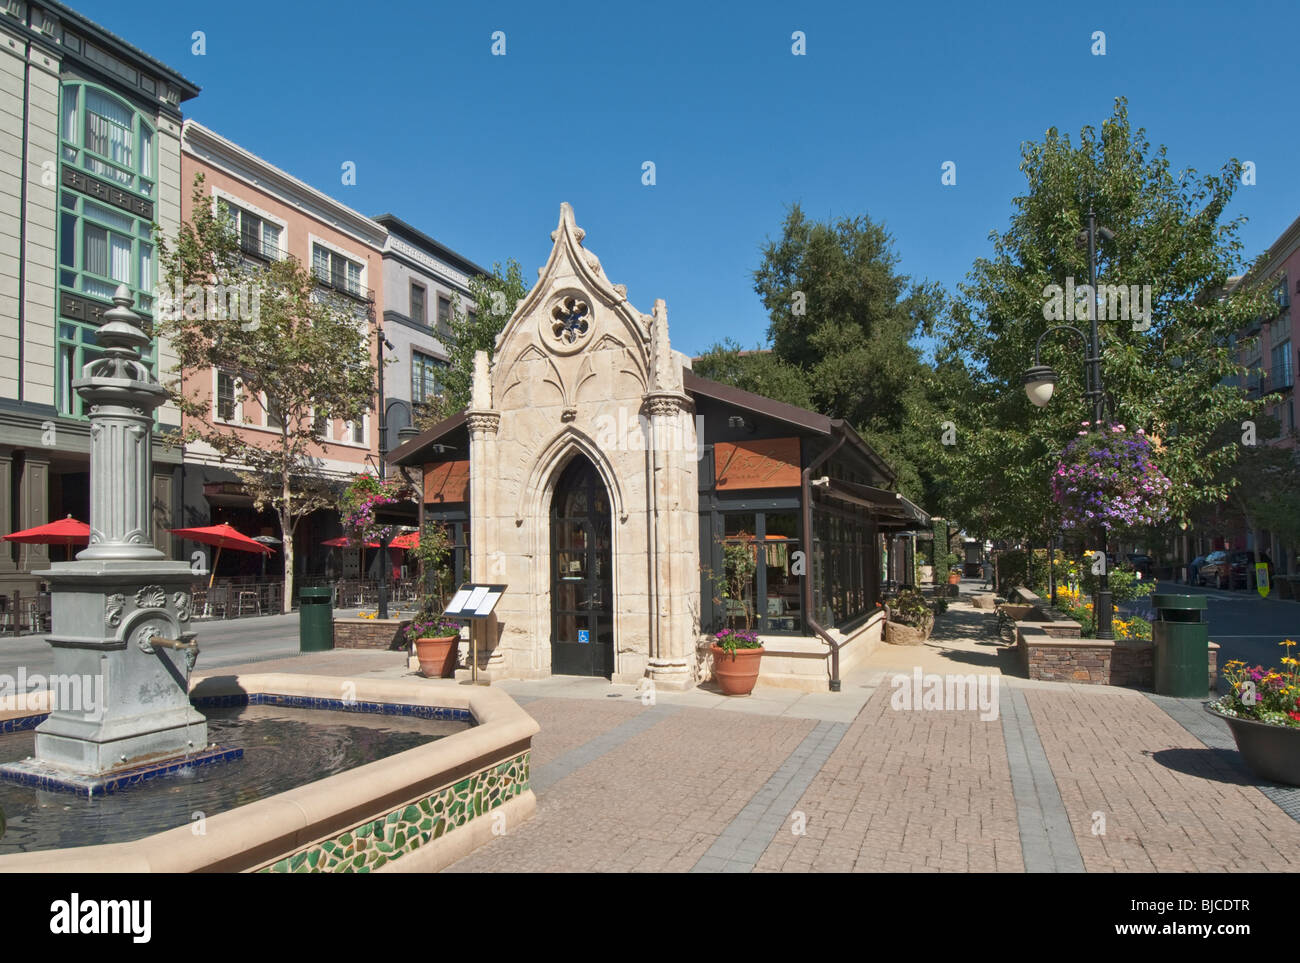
[938,98,1273,547]
[414,259,527,429]
[697,206,948,505]
[155,174,375,611]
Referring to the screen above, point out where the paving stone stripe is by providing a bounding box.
[1146,692,1300,824]
[690,719,849,873]
[529,703,682,794]
[999,686,1085,873]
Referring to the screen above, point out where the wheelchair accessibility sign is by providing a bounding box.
[578,629,590,644]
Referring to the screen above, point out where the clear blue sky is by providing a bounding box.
[80,0,1300,358]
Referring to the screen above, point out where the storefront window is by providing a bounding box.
[714,510,801,634]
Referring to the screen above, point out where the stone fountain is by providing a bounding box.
[0,285,233,793]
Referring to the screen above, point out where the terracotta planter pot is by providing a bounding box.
[413,635,459,679]
[1208,705,1300,786]
[710,644,764,696]
[947,571,961,585]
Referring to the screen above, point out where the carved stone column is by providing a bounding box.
[0,453,16,574]
[465,409,502,676]
[16,454,50,572]
[644,391,697,690]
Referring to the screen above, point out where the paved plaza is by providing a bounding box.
[196,585,1300,873]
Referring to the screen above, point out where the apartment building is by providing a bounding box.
[372,214,486,452]
[0,0,198,600]
[179,120,387,581]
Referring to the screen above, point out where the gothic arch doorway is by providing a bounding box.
[550,454,614,677]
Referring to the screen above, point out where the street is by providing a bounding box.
[0,613,303,680]
[1133,581,1300,674]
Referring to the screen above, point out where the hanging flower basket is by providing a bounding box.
[1051,422,1171,532]
[339,473,415,544]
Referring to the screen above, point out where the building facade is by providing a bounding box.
[372,213,486,453]
[178,120,388,581]
[391,206,927,692]
[0,0,198,600]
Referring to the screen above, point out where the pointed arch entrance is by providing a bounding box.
[550,454,614,677]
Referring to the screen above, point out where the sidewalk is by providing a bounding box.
[205,587,1300,872]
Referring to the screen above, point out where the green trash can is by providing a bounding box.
[1151,593,1208,697]
[299,586,334,652]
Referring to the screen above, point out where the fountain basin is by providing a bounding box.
[0,673,537,873]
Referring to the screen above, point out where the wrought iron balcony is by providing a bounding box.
[1264,367,1295,395]
[312,266,373,302]
[239,233,285,262]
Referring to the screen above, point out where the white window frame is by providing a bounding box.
[210,187,287,259]
[308,232,368,295]
[213,367,243,425]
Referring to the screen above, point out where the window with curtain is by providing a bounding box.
[312,243,364,297]
[411,351,446,404]
[56,82,158,419]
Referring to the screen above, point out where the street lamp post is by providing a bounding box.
[1021,209,1115,640]
[376,325,395,621]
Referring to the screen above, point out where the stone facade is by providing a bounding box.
[465,204,700,688]
[333,617,407,650]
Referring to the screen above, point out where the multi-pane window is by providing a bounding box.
[1271,340,1293,391]
[716,511,803,634]
[351,418,365,444]
[61,84,155,198]
[437,295,452,336]
[57,82,159,418]
[218,198,282,260]
[410,282,426,325]
[216,370,238,422]
[811,505,876,629]
[312,243,363,298]
[412,351,447,404]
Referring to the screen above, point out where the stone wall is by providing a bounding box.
[1018,627,1218,689]
[333,618,409,650]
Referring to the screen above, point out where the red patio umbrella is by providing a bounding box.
[389,531,418,550]
[3,515,91,558]
[170,523,274,587]
[322,536,379,548]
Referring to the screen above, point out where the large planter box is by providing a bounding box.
[333,618,410,650]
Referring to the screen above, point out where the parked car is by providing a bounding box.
[1126,554,1155,580]
[1198,550,1230,587]
[1228,550,1268,590]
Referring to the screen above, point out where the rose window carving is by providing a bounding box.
[550,295,590,345]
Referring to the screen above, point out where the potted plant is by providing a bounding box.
[710,628,763,696]
[884,589,936,645]
[406,612,463,679]
[1208,643,1300,786]
[403,521,457,678]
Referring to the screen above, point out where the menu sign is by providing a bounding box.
[443,583,506,619]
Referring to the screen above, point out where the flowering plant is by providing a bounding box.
[1052,422,1172,532]
[1211,642,1300,728]
[405,614,463,644]
[339,473,414,544]
[712,627,761,654]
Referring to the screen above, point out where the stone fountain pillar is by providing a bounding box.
[8,286,208,781]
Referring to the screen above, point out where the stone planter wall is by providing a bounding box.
[1017,626,1218,688]
[333,618,410,650]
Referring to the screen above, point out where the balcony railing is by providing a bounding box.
[312,266,373,303]
[239,233,285,262]
[1264,367,1295,395]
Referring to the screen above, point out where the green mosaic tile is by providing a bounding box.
[260,751,531,873]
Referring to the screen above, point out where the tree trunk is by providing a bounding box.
[281,472,294,614]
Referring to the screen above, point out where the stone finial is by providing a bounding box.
[471,350,492,410]
[649,299,680,393]
[98,285,151,356]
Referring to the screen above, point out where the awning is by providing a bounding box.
[812,477,931,532]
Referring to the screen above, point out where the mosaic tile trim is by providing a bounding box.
[192,692,472,722]
[0,746,243,797]
[0,713,47,733]
[259,750,530,873]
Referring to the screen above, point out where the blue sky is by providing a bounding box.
[80,0,1300,358]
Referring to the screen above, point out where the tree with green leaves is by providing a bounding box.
[695,205,948,505]
[413,259,527,429]
[938,98,1273,546]
[154,174,375,611]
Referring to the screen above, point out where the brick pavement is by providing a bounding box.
[202,600,1300,873]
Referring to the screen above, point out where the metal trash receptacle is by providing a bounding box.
[299,586,334,652]
[1151,593,1208,697]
